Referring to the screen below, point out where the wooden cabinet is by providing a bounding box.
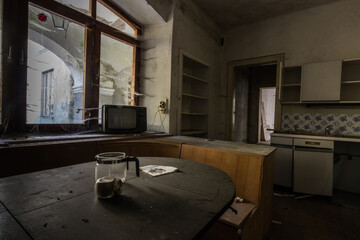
[179,54,209,138]
[301,61,342,102]
[340,59,360,102]
[280,66,301,103]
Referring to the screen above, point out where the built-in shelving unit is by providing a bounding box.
[281,66,301,104]
[340,59,360,103]
[179,54,209,138]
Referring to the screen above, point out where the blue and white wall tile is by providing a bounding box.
[281,113,360,136]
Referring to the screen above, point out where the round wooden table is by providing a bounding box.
[0,157,235,240]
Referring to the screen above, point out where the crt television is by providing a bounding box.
[102,105,147,134]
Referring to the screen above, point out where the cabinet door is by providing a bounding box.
[294,149,333,196]
[274,147,293,187]
[301,61,341,101]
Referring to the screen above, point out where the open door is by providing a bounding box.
[258,87,276,144]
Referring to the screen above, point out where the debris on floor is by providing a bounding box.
[273,193,295,198]
[294,195,312,200]
[272,220,282,225]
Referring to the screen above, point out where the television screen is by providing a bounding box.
[108,107,137,129]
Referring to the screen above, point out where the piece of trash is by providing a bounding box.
[140,165,178,177]
[294,195,312,200]
[82,219,89,223]
[274,193,296,197]
[43,223,48,228]
[235,196,244,203]
[229,206,238,214]
[272,220,282,225]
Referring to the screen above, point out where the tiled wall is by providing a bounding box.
[281,113,360,136]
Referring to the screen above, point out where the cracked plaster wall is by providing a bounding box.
[139,0,225,138]
[170,0,224,138]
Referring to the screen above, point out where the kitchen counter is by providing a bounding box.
[271,132,360,143]
[150,136,276,156]
[271,132,360,195]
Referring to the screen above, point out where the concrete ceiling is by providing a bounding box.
[192,0,342,29]
[111,0,167,26]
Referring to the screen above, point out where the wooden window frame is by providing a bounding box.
[0,0,142,134]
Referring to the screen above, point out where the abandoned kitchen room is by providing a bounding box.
[0,0,360,239]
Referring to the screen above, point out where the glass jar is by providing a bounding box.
[94,152,139,198]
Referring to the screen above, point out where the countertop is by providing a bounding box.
[271,132,360,143]
[153,136,276,156]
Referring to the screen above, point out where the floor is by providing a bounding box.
[268,188,360,240]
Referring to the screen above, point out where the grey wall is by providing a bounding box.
[170,0,223,139]
[138,0,224,136]
[140,19,173,133]
[223,0,360,67]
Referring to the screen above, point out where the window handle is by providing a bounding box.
[20,49,24,65]
[7,46,12,63]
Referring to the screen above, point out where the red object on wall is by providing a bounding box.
[38,13,47,22]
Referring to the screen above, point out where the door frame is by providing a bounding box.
[225,54,284,140]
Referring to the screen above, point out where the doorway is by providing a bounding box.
[226,54,283,143]
[232,64,277,143]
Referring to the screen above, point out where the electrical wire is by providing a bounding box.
[157,111,164,132]
[149,109,160,132]
[159,112,167,132]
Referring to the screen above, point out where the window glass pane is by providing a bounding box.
[96,2,135,37]
[54,0,89,15]
[0,0,2,125]
[27,5,85,124]
[99,34,134,121]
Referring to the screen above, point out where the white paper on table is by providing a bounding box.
[140,165,178,177]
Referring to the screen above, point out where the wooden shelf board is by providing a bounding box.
[182,112,208,116]
[183,73,208,83]
[182,93,208,100]
[181,130,208,136]
[343,58,360,62]
[341,80,360,84]
[282,84,301,87]
[280,101,302,105]
[339,101,360,104]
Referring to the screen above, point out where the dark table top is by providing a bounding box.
[0,157,235,240]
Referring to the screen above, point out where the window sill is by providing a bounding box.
[0,131,171,147]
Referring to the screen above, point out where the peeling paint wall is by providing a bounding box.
[139,19,173,133]
[145,0,173,22]
[139,0,224,137]
[170,0,224,139]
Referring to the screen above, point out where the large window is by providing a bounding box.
[1,0,140,132]
[27,5,85,124]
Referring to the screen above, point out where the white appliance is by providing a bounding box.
[293,138,334,196]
